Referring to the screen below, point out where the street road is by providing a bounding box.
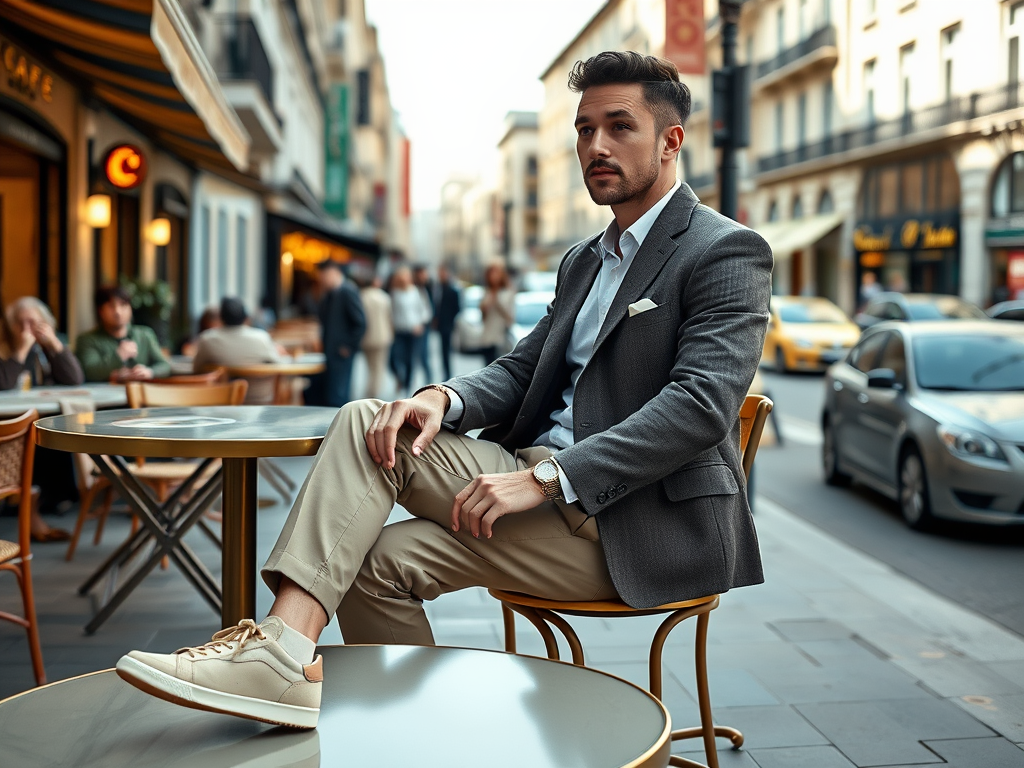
[756,367,1024,638]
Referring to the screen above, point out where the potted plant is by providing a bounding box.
[119,275,174,347]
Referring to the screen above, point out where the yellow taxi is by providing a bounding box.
[764,296,861,372]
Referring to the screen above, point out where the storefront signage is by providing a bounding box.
[105,145,147,189]
[854,215,959,252]
[665,0,706,75]
[1008,251,1024,299]
[1,39,53,103]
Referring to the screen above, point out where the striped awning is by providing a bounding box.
[0,0,250,171]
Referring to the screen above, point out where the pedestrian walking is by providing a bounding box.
[430,263,461,380]
[307,260,366,407]
[359,276,394,399]
[389,266,431,396]
[412,265,435,384]
[478,263,515,365]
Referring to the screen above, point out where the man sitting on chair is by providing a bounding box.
[115,51,773,730]
[193,297,283,404]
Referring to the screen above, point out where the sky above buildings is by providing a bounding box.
[365,0,606,212]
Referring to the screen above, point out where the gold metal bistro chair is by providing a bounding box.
[489,394,773,768]
[0,410,46,686]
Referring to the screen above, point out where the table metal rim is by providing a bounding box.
[0,645,673,766]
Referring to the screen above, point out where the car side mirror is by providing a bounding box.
[867,368,897,389]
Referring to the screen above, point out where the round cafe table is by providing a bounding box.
[0,383,127,417]
[35,406,338,630]
[0,645,671,767]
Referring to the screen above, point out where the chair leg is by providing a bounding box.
[66,485,97,562]
[18,561,46,686]
[501,602,517,654]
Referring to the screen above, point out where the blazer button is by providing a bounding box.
[607,489,617,499]
[617,484,626,493]
[597,492,607,504]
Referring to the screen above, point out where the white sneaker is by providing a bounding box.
[116,617,321,728]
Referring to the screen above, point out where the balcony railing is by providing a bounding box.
[212,17,274,108]
[757,81,1024,175]
[756,25,836,80]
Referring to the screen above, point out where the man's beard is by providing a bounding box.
[583,151,661,206]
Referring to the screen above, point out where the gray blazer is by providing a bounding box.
[445,184,773,609]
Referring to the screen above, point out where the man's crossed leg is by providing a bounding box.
[116,399,615,728]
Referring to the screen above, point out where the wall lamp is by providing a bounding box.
[145,217,172,246]
[85,194,111,228]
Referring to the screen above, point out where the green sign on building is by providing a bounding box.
[325,84,349,219]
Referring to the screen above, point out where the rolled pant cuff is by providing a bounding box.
[261,550,341,620]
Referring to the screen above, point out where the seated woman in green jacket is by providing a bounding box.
[75,286,171,382]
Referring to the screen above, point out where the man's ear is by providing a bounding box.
[662,124,684,160]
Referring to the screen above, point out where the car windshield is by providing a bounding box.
[515,300,550,326]
[914,334,1024,391]
[905,297,986,320]
[777,301,848,323]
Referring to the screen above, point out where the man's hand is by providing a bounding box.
[125,364,154,381]
[451,470,546,539]
[365,389,448,469]
[117,339,139,362]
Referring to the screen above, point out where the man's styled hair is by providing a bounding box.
[220,297,248,327]
[568,51,692,131]
[94,285,131,313]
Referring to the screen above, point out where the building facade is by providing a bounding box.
[538,0,1024,311]
[497,111,540,270]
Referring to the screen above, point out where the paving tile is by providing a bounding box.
[746,745,858,768]
[953,693,1024,742]
[892,655,1024,698]
[796,698,994,767]
[673,744,761,766]
[754,655,935,705]
[990,662,1024,690]
[697,705,830,750]
[924,737,1024,768]
[770,619,851,642]
[672,666,781,708]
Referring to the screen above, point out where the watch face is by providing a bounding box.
[534,461,558,483]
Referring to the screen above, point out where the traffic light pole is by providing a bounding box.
[718,0,742,222]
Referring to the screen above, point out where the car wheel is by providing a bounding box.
[775,346,788,373]
[822,419,851,487]
[899,446,934,531]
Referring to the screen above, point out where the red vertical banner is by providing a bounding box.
[1008,250,1024,299]
[665,0,706,75]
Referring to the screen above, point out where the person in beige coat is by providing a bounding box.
[358,276,393,399]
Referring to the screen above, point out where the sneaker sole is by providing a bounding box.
[115,655,319,729]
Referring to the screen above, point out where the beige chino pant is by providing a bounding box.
[262,399,616,645]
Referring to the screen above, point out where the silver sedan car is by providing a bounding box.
[822,321,1024,529]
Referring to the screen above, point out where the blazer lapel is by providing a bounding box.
[591,184,700,355]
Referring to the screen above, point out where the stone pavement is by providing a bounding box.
[2,452,1024,767]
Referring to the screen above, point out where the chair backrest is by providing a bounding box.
[151,367,227,385]
[58,399,100,492]
[125,379,248,408]
[739,394,773,482]
[0,410,38,554]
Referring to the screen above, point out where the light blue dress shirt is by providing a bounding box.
[447,180,681,504]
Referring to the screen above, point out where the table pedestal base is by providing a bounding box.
[222,457,258,627]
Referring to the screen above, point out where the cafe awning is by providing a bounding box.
[0,0,249,171]
[267,190,382,261]
[753,212,844,260]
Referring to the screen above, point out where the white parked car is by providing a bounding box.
[509,291,555,347]
[451,285,484,354]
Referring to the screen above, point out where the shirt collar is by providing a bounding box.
[597,179,681,261]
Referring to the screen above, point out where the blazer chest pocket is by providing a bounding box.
[663,462,739,502]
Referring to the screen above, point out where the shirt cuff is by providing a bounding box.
[442,390,464,429]
[557,465,578,504]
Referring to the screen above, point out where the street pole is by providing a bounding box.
[718,0,743,222]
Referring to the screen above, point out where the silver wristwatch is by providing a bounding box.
[532,458,564,501]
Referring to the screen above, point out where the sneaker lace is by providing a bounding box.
[175,618,267,658]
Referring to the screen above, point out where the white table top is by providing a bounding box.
[0,383,127,417]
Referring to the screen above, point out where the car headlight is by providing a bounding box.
[795,338,815,349]
[936,425,1008,463]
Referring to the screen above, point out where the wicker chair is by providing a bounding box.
[0,410,46,686]
[490,394,773,768]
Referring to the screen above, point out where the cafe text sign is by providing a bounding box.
[1,38,53,103]
[854,215,959,252]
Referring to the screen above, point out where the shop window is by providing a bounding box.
[859,154,959,217]
[818,189,834,213]
[901,162,924,213]
[792,196,804,219]
[878,167,899,217]
[767,200,780,222]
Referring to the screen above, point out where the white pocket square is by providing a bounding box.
[628,298,659,317]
